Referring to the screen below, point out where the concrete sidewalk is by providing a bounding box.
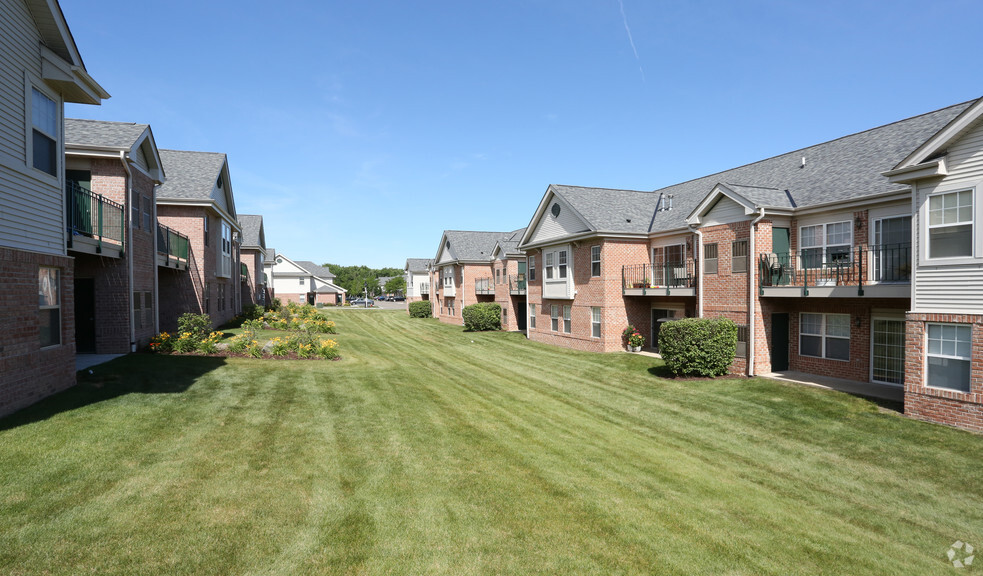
[76,354,125,372]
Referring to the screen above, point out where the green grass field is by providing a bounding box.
[1,309,981,575]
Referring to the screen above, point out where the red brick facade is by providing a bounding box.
[0,248,76,418]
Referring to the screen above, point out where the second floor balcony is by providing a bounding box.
[419,282,430,295]
[759,243,911,298]
[157,223,190,270]
[622,261,697,296]
[475,277,495,295]
[66,180,124,257]
[509,274,526,295]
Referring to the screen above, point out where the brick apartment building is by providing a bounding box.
[238,214,268,308]
[430,230,520,326]
[0,0,109,417]
[404,258,432,308]
[64,119,165,353]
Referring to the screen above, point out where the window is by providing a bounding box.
[31,88,57,176]
[529,256,536,281]
[203,216,210,246]
[551,304,559,331]
[563,305,571,333]
[735,324,749,358]
[220,222,232,277]
[144,292,153,329]
[134,293,143,329]
[299,277,305,285]
[800,222,851,268]
[503,308,508,325]
[530,304,536,329]
[443,267,453,287]
[205,283,210,313]
[39,267,60,347]
[732,240,748,273]
[545,252,554,280]
[143,196,152,230]
[496,269,501,284]
[704,243,718,274]
[558,250,568,278]
[132,192,141,229]
[591,246,601,277]
[591,307,601,338]
[928,190,973,258]
[800,313,850,361]
[927,324,971,392]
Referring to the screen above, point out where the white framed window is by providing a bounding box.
[800,222,851,269]
[551,304,559,331]
[926,323,971,392]
[704,243,718,274]
[545,252,554,280]
[731,240,748,273]
[558,250,568,278]
[590,246,601,277]
[496,269,501,284]
[443,267,454,287]
[219,222,232,277]
[39,267,60,348]
[299,277,305,285]
[563,305,571,333]
[203,216,209,246]
[529,303,536,329]
[800,313,850,361]
[736,324,749,358]
[928,190,973,259]
[30,86,58,176]
[591,307,601,338]
[528,256,536,281]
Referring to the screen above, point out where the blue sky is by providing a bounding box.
[64,0,983,268]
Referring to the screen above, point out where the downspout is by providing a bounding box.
[748,207,766,376]
[152,175,160,336]
[121,152,136,352]
[688,224,703,318]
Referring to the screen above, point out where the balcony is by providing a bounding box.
[475,277,495,295]
[622,261,697,296]
[758,244,911,298]
[157,223,190,269]
[419,282,430,295]
[66,180,124,257]
[509,274,526,295]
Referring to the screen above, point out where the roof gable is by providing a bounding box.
[271,254,308,276]
[238,214,265,249]
[65,118,164,180]
[158,149,237,222]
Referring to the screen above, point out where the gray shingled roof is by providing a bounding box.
[65,118,148,149]
[405,258,432,272]
[238,214,264,248]
[296,261,335,280]
[157,149,227,201]
[442,230,515,262]
[494,227,527,255]
[542,100,974,237]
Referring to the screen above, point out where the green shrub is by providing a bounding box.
[242,304,264,320]
[408,301,432,318]
[177,313,212,345]
[658,317,737,377]
[462,302,501,332]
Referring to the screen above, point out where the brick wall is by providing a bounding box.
[904,312,983,432]
[0,248,76,418]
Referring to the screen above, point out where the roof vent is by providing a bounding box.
[800,156,806,168]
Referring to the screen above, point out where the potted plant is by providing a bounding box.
[628,330,645,352]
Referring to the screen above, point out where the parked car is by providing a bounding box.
[388,295,405,302]
[349,298,374,307]
[375,295,387,300]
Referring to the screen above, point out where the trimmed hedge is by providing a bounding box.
[408,301,433,318]
[462,302,501,331]
[658,317,737,377]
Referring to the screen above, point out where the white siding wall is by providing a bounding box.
[702,197,749,226]
[529,196,589,244]
[913,118,983,313]
[0,0,66,255]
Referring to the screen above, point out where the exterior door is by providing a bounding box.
[772,228,791,285]
[771,313,789,371]
[871,318,905,384]
[516,299,527,330]
[74,278,96,353]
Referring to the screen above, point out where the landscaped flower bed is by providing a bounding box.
[150,306,341,360]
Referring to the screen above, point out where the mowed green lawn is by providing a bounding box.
[2,309,982,575]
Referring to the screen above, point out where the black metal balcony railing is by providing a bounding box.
[622,261,697,291]
[157,223,190,269]
[475,277,494,295]
[758,244,911,294]
[66,180,124,254]
[509,274,526,294]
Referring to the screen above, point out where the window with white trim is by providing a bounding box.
[39,267,60,347]
[31,87,58,176]
[563,305,571,333]
[704,243,718,274]
[800,313,850,361]
[731,240,748,273]
[927,323,971,392]
[591,307,601,338]
[590,246,601,277]
[800,222,851,269]
[558,250,568,278]
[220,222,232,277]
[528,256,536,281]
[529,303,536,329]
[928,190,973,259]
[551,304,559,331]
[545,252,554,280]
[203,216,209,246]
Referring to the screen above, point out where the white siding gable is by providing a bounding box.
[702,196,750,226]
[529,195,590,244]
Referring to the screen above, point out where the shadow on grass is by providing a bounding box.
[0,354,226,431]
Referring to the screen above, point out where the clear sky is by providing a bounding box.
[63,0,983,268]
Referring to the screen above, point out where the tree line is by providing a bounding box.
[322,264,406,296]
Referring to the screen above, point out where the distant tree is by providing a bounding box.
[323,263,379,296]
[385,276,406,294]
[377,267,402,278]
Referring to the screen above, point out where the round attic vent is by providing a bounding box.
[446,241,450,250]
[551,203,561,217]
[276,257,283,264]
